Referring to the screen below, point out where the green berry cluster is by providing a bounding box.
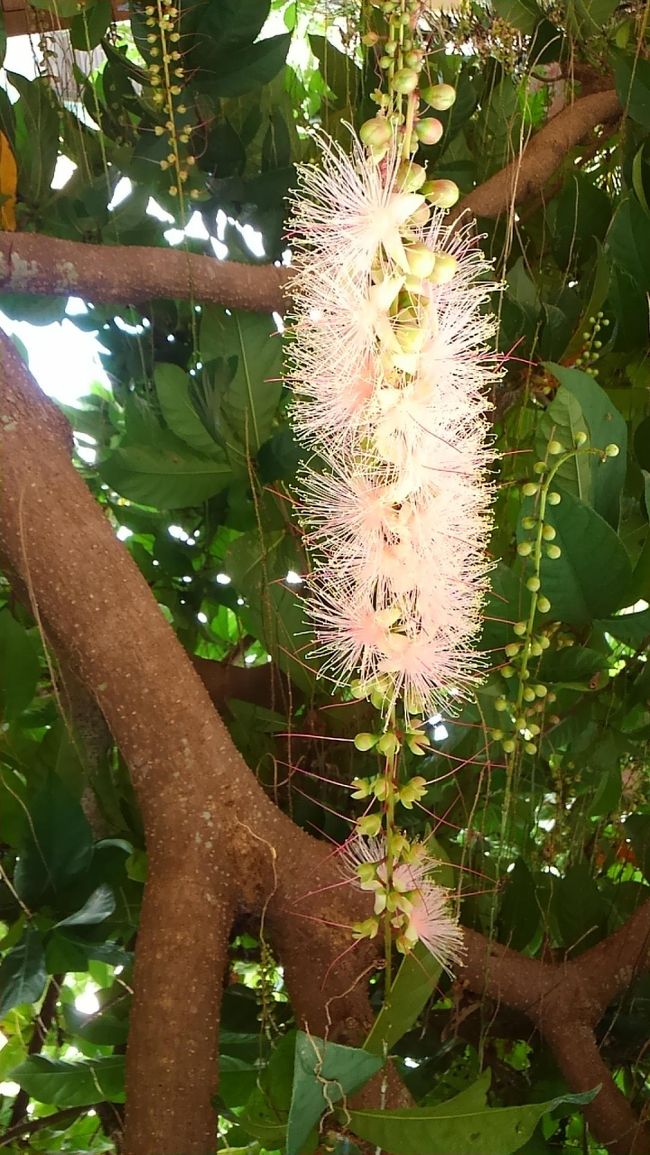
[144,2,201,202]
[573,312,610,377]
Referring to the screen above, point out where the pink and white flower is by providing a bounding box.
[286,131,501,717]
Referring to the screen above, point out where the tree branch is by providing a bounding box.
[0,230,289,312]
[452,89,621,222]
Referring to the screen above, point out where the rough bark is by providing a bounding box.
[0,230,289,313]
[0,330,378,1155]
[452,89,621,222]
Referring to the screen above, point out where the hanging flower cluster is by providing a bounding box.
[339,834,464,973]
[287,133,501,718]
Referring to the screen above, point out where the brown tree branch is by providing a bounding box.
[0,89,621,322]
[453,90,621,222]
[0,230,289,312]
[0,329,382,1155]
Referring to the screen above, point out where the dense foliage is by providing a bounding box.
[1,1,650,1153]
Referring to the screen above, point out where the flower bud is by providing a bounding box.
[362,31,380,46]
[522,482,539,496]
[546,544,561,559]
[360,116,393,149]
[404,49,424,68]
[547,440,563,455]
[376,731,401,756]
[538,596,551,613]
[502,738,516,753]
[547,491,561,505]
[517,541,532,557]
[415,117,443,145]
[428,252,457,284]
[409,204,431,226]
[526,576,541,592]
[393,68,419,94]
[354,732,379,751]
[421,82,456,110]
[541,524,556,541]
[396,160,427,190]
[422,178,459,208]
[605,443,619,457]
[405,242,436,278]
[513,621,527,637]
[575,430,588,446]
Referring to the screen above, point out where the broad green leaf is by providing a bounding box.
[287,1032,383,1155]
[55,884,116,928]
[536,489,632,625]
[364,943,442,1056]
[13,771,94,905]
[207,34,291,98]
[492,0,541,35]
[0,609,40,721]
[309,34,361,105]
[498,859,539,952]
[543,364,627,527]
[11,1054,125,1106]
[607,198,650,292]
[63,1004,130,1047]
[154,363,222,455]
[8,73,59,206]
[553,864,608,953]
[0,927,47,1018]
[99,435,232,509]
[345,1084,598,1155]
[238,1030,296,1144]
[200,308,284,453]
[70,0,111,50]
[614,53,650,129]
[595,608,650,647]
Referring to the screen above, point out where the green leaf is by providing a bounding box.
[287,1032,383,1155]
[99,434,232,509]
[537,489,632,625]
[607,197,650,292]
[13,771,94,905]
[543,364,627,527]
[491,0,542,34]
[553,864,608,953]
[206,34,291,98]
[364,943,442,1057]
[499,859,539,952]
[238,1030,296,1144]
[0,928,47,1018]
[11,1054,125,1106]
[614,53,650,129]
[154,363,222,455]
[0,609,40,721]
[8,73,59,206]
[345,1081,598,1155]
[595,608,650,646]
[54,884,116,928]
[70,0,111,50]
[309,35,360,105]
[200,309,284,453]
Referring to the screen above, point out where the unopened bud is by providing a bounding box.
[396,161,427,191]
[393,68,419,94]
[360,116,393,149]
[428,252,457,284]
[405,243,436,278]
[421,82,456,110]
[415,117,443,145]
[423,178,459,208]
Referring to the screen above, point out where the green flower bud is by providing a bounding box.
[605,443,619,457]
[491,728,504,741]
[517,541,533,557]
[542,524,556,541]
[376,731,401,756]
[523,686,536,702]
[547,491,561,505]
[354,732,379,752]
[547,440,563,455]
[360,117,393,149]
[495,697,508,711]
[538,596,551,613]
[405,242,436,278]
[546,544,561,559]
[502,665,515,678]
[533,461,546,474]
[513,621,527,637]
[575,431,588,447]
[524,742,537,755]
[534,684,547,697]
[428,252,457,284]
[404,49,424,68]
[502,738,516,753]
[526,576,541,592]
[393,67,419,94]
[421,82,456,110]
[505,642,521,658]
[415,117,443,145]
[522,516,536,530]
[422,179,459,208]
[522,482,539,497]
